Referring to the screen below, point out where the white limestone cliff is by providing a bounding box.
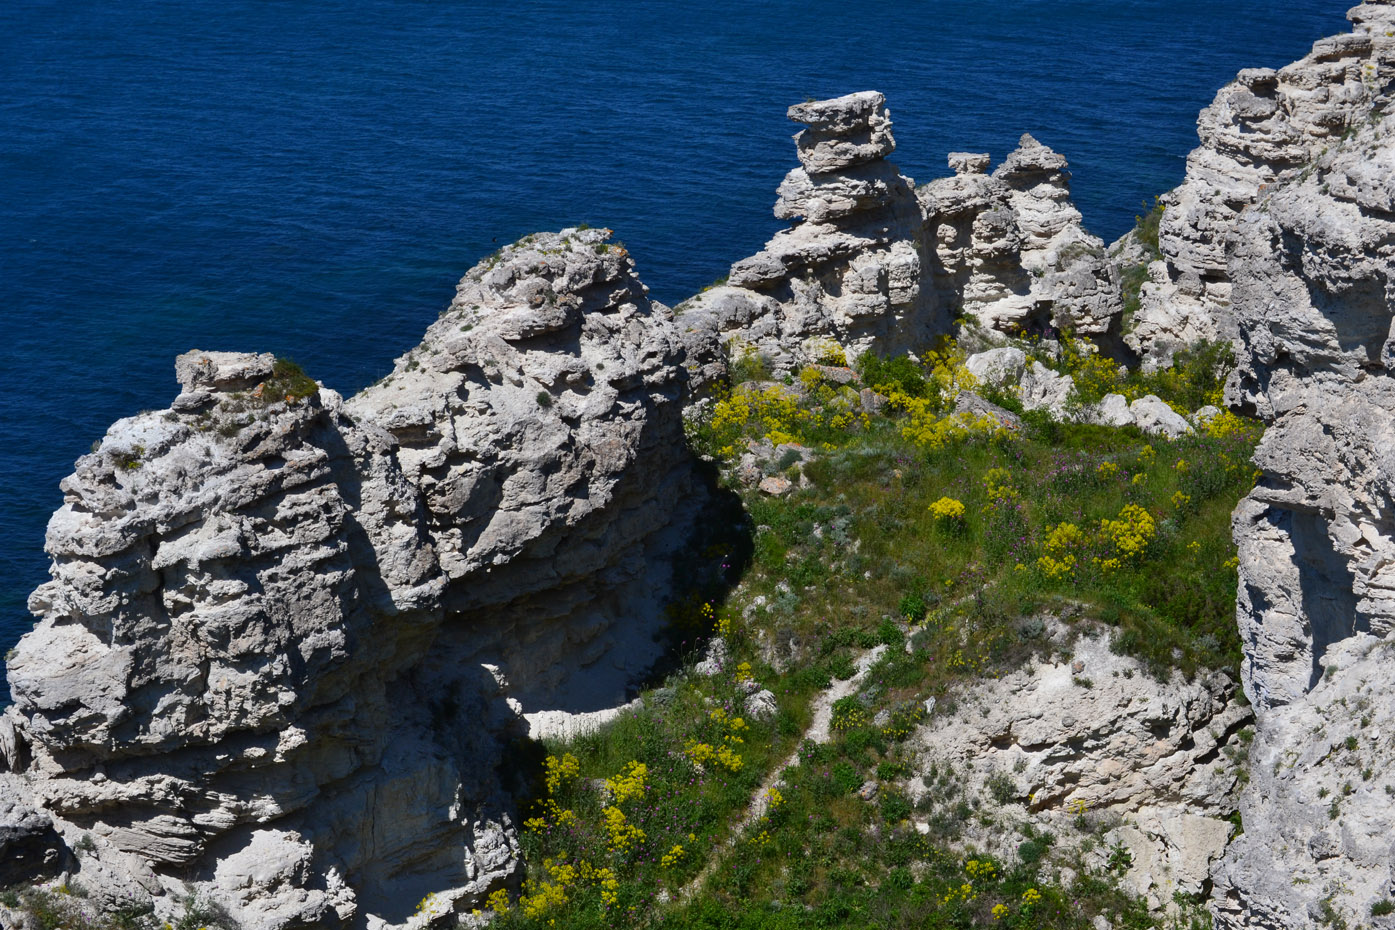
[1211,102,1395,928]
[1127,0,1395,367]
[1,227,703,929]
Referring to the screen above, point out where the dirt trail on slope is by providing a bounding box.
[675,644,888,902]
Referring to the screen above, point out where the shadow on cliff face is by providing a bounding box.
[631,454,754,691]
[1290,510,1366,690]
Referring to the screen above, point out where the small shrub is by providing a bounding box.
[1018,837,1049,864]
[856,353,927,398]
[987,773,1016,805]
[897,593,926,622]
[832,761,862,795]
[729,346,772,384]
[881,792,911,822]
[259,357,319,404]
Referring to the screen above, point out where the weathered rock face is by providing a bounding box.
[1128,0,1395,367]
[1215,108,1395,928]
[904,621,1250,913]
[347,227,700,716]
[3,227,702,928]
[920,135,1121,338]
[678,91,937,381]
[678,97,1121,385]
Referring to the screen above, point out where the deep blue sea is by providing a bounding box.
[0,0,1350,698]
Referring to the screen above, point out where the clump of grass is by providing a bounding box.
[257,357,319,404]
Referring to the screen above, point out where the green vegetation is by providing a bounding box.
[1041,332,1232,411]
[0,885,232,930]
[257,357,318,404]
[6,325,1257,929]
[1119,197,1166,330]
[489,339,1261,928]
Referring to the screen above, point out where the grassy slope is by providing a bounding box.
[489,340,1257,930]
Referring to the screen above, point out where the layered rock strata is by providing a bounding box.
[905,620,1250,914]
[1128,0,1395,366]
[678,96,1121,386]
[920,135,1121,339]
[678,91,935,381]
[2,228,701,929]
[1213,109,1395,927]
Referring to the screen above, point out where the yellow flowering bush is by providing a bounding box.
[1037,521,1085,579]
[605,761,648,804]
[544,753,579,795]
[1099,503,1155,562]
[660,844,685,868]
[983,467,1018,503]
[894,396,1009,451]
[684,740,717,767]
[521,865,571,919]
[1205,409,1254,440]
[813,342,849,366]
[965,859,996,881]
[715,745,744,772]
[685,708,747,773]
[602,805,646,852]
[928,496,966,522]
[922,341,979,401]
[485,888,511,914]
[1062,340,1127,403]
[706,384,811,456]
[830,696,868,731]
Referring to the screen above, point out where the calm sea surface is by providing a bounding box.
[0,0,1350,697]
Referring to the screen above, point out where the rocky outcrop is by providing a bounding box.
[677,91,936,381]
[1214,103,1395,928]
[3,227,703,928]
[921,136,1121,338]
[1128,1,1395,367]
[904,620,1250,913]
[347,227,700,717]
[678,97,1121,386]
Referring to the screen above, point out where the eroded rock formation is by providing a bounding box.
[1127,0,1395,366]
[2,227,702,929]
[1212,105,1395,928]
[905,620,1250,914]
[677,91,936,381]
[920,135,1121,339]
[678,95,1120,385]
